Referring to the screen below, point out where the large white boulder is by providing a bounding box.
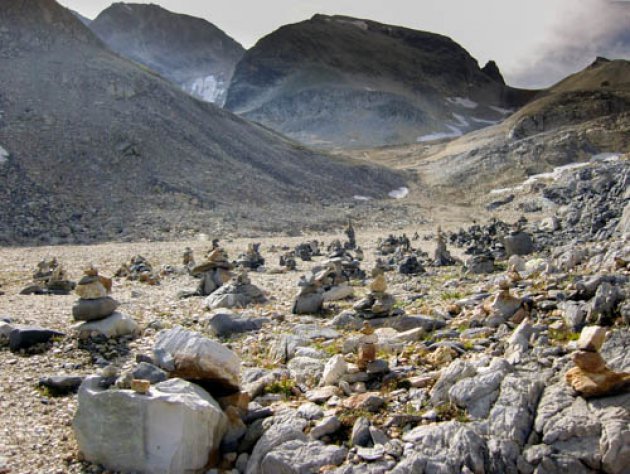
[73,376,228,474]
[154,326,241,394]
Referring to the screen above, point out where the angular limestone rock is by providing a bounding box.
[73,377,228,474]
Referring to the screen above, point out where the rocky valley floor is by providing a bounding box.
[0,203,629,474]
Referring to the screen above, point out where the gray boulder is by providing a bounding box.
[73,376,227,474]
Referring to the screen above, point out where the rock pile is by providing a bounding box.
[295,241,321,261]
[20,257,75,295]
[205,269,267,310]
[236,243,265,270]
[354,274,396,318]
[182,246,195,271]
[565,326,630,398]
[377,234,410,255]
[433,226,456,266]
[72,266,138,338]
[345,218,356,249]
[73,326,243,473]
[187,247,234,297]
[115,255,160,285]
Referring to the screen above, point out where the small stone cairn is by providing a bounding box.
[189,248,234,297]
[72,266,138,338]
[115,255,159,285]
[433,226,456,266]
[353,274,396,319]
[21,257,75,295]
[235,243,265,270]
[565,326,630,398]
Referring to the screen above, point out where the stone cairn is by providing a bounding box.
[377,234,410,255]
[72,266,137,338]
[187,247,234,297]
[292,254,365,313]
[279,253,297,271]
[20,257,75,295]
[115,255,159,285]
[353,274,396,319]
[433,226,456,266]
[182,247,195,271]
[235,243,265,270]
[503,223,534,257]
[292,272,324,314]
[205,268,267,310]
[479,280,526,327]
[357,322,377,370]
[344,219,356,249]
[565,326,630,398]
[295,240,321,261]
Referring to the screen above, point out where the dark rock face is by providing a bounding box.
[90,3,244,106]
[0,1,404,245]
[225,14,530,149]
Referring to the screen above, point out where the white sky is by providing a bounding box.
[60,0,630,88]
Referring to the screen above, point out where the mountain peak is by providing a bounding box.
[0,0,99,51]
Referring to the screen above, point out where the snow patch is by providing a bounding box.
[388,187,409,199]
[471,117,500,125]
[451,113,469,128]
[0,145,9,165]
[591,152,621,162]
[417,125,463,142]
[185,75,225,104]
[353,195,372,201]
[489,105,513,115]
[446,97,478,109]
[490,161,595,194]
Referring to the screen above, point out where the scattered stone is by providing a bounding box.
[38,375,84,395]
[206,311,267,337]
[8,326,64,352]
[465,254,495,274]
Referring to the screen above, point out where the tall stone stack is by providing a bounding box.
[345,219,356,249]
[433,226,456,266]
[72,266,138,338]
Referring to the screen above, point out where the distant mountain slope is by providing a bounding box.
[90,2,245,105]
[402,58,630,194]
[0,0,404,245]
[225,14,535,149]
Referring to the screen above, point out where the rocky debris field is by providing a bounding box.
[0,211,629,473]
